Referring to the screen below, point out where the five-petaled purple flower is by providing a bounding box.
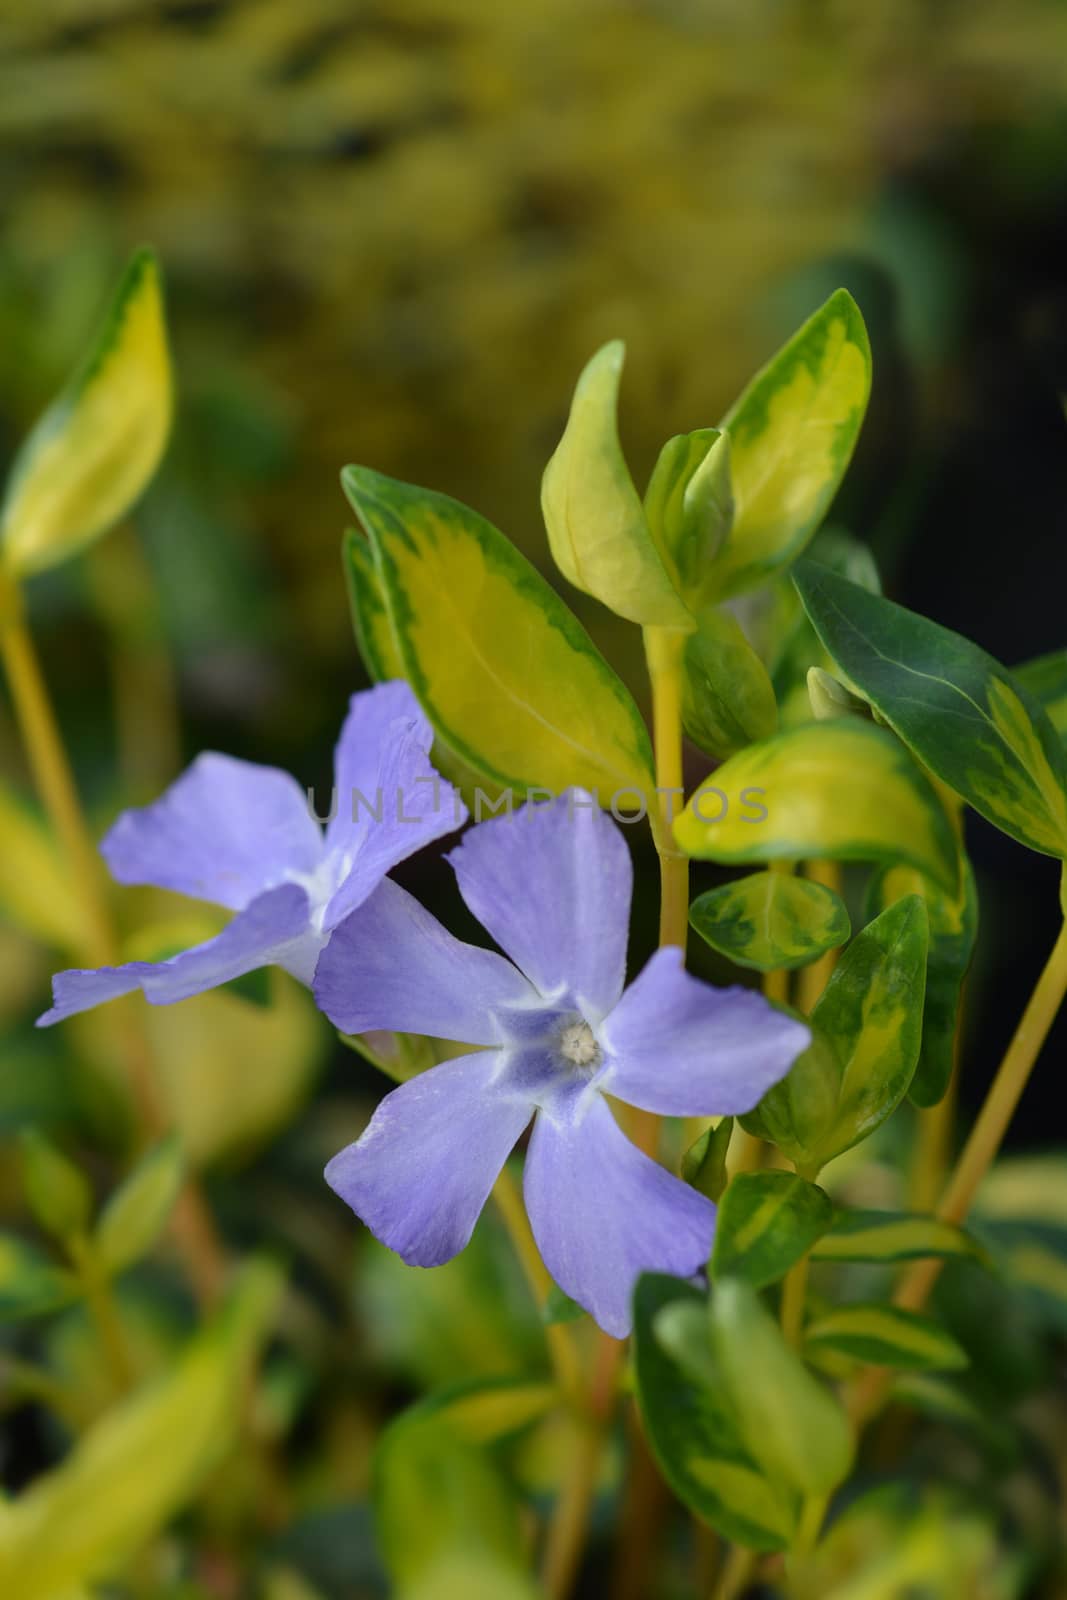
[315,794,810,1337]
[38,682,463,1026]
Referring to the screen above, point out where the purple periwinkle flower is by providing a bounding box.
[38,682,463,1026]
[315,794,810,1337]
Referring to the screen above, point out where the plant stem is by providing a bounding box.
[0,570,226,1306]
[796,858,843,1013]
[849,913,1067,1427]
[541,625,691,1600]
[0,572,115,968]
[541,1332,623,1598]
[779,1250,810,1348]
[492,1167,583,1403]
[645,626,690,950]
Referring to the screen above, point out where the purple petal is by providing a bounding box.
[37,885,317,1026]
[448,791,631,1019]
[523,1086,716,1337]
[598,947,810,1117]
[313,878,537,1045]
[325,1050,535,1265]
[103,753,323,911]
[323,682,466,928]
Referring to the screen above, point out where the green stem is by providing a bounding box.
[541,624,691,1600]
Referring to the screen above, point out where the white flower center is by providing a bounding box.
[558,1020,599,1069]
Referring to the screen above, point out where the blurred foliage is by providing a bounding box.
[5,3,1067,1598]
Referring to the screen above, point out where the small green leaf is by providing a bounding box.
[794,561,1067,857]
[633,1275,795,1551]
[644,428,733,610]
[807,665,870,722]
[710,1173,833,1288]
[811,1209,984,1264]
[541,341,692,627]
[0,1234,78,1321]
[94,1136,184,1277]
[20,1132,92,1243]
[343,468,655,801]
[690,870,850,973]
[1,250,173,577]
[682,1119,733,1203]
[708,290,871,598]
[804,1303,968,1371]
[709,1279,854,1496]
[675,720,959,894]
[867,856,978,1107]
[0,1260,282,1598]
[742,897,929,1171]
[681,608,777,760]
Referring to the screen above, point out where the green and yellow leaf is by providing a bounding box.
[811,1209,984,1264]
[690,869,849,973]
[804,1303,968,1372]
[867,855,978,1107]
[675,720,959,894]
[343,468,655,800]
[742,897,929,1171]
[635,1276,796,1551]
[710,1172,833,1287]
[644,428,733,611]
[1,250,172,577]
[708,290,871,598]
[541,341,691,627]
[709,1280,854,1496]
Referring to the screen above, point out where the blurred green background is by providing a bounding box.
[5,2,1067,1591]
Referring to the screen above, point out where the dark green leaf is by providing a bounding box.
[795,560,1067,857]
[681,609,777,761]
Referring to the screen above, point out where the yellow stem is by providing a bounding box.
[715,1545,759,1600]
[849,914,1067,1427]
[645,625,690,950]
[540,624,691,1600]
[779,1250,810,1348]
[0,573,114,967]
[492,1168,583,1404]
[796,859,843,1014]
[0,570,226,1305]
